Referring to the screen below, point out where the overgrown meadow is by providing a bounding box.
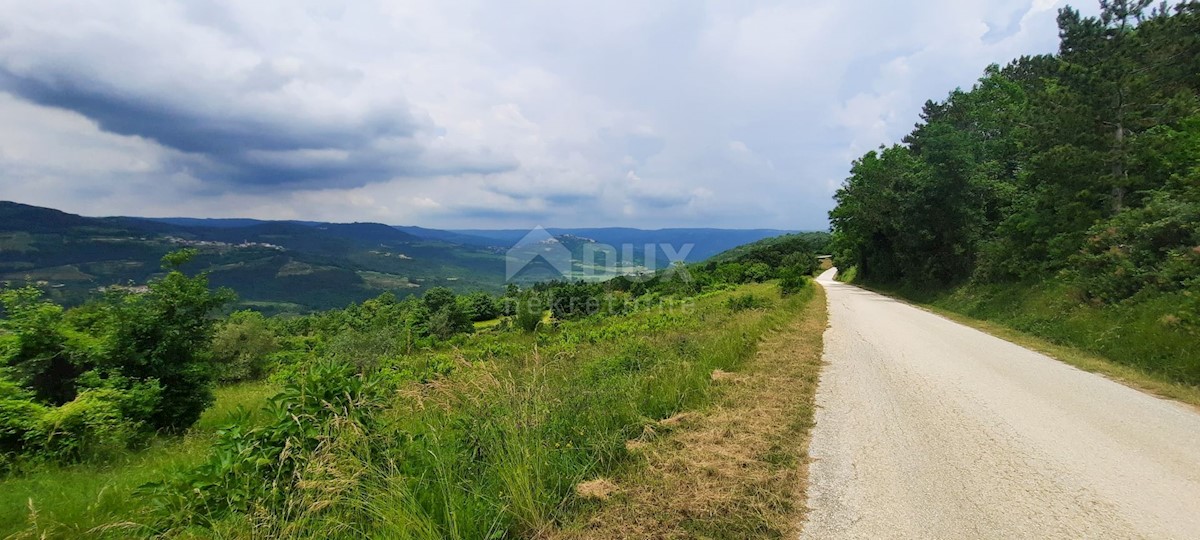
[0,234,826,538]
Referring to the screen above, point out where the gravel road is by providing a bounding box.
[800,269,1200,539]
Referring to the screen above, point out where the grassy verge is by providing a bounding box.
[838,266,1200,409]
[0,381,277,538]
[2,282,823,539]
[550,284,826,539]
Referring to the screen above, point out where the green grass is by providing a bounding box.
[1,283,813,539]
[352,283,806,539]
[473,317,503,330]
[0,382,277,538]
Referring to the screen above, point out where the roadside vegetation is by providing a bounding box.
[552,284,827,539]
[829,1,1200,387]
[0,233,827,538]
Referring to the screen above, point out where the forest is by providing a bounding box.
[0,232,826,538]
[829,1,1200,384]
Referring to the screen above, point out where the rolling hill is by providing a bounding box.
[1,201,815,313]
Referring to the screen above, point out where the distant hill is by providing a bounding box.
[454,227,796,261]
[0,202,504,313]
[147,217,794,260]
[2,201,818,313]
[704,231,833,266]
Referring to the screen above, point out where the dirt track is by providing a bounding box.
[801,269,1200,539]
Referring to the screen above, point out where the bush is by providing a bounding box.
[726,294,767,311]
[0,286,88,405]
[1070,191,1200,304]
[212,310,279,382]
[0,378,45,468]
[26,388,138,464]
[745,262,772,283]
[514,294,544,333]
[144,360,390,530]
[779,268,813,296]
[462,291,500,322]
[104,250,235,432]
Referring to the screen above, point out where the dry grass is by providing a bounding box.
[575,479,619,501]
[551,286,827,539]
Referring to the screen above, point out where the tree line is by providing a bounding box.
[829,0,1199,309]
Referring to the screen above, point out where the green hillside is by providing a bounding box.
[0,201,505,313]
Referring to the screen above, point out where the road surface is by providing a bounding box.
[801,268,1200,539]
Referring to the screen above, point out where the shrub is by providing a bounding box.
[745,262,772,283]
[0,377,45,468]
[144,360,390,530]
[726,294,767,311]
[462,291,500,322]
[104,250,235,432]
[428,303,474,340]
[1070,191,1200,304]
[212,310,279,382]
[0,286,87,405]
[514,294,544,333]
[779,268,813,296]
[26,388,137,464]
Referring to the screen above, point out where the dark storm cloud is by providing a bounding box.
[0,67,515,190]
[0,68,412,154]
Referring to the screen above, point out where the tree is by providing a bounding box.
[828,0,1200,304]
[105,250,234,432]
[461,291,500,322]
[0,287,84,404]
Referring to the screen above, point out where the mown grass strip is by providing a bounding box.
[551,283,827,539]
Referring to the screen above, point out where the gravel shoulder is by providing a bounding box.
[801,269,1200,539]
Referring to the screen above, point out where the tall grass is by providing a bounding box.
[353,282,810,538]
[0,382,277,538]
[0,282,812,538]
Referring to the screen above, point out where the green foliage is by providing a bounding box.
[144,360,389,530]
[0,286,86,404]
[461,291,501,322]
[779,269,813,296]
[0,377,44,468]
[698,233,822,288]
[514,293,544,333]
[836,266,858,284]
[422,287,474,339]
[726,294,768,312]
[3,263,817,537]
[0,248,235,457]
[745,262,772,283]
[1070,182,1200,304]
[25,387,138,465]
[828,1,1200,382]
[211,310,279,383]
[548,281,607,320]
[103,252,235,432]
[832,1,1200,288]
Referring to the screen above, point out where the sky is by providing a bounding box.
[0,0,1092,230]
